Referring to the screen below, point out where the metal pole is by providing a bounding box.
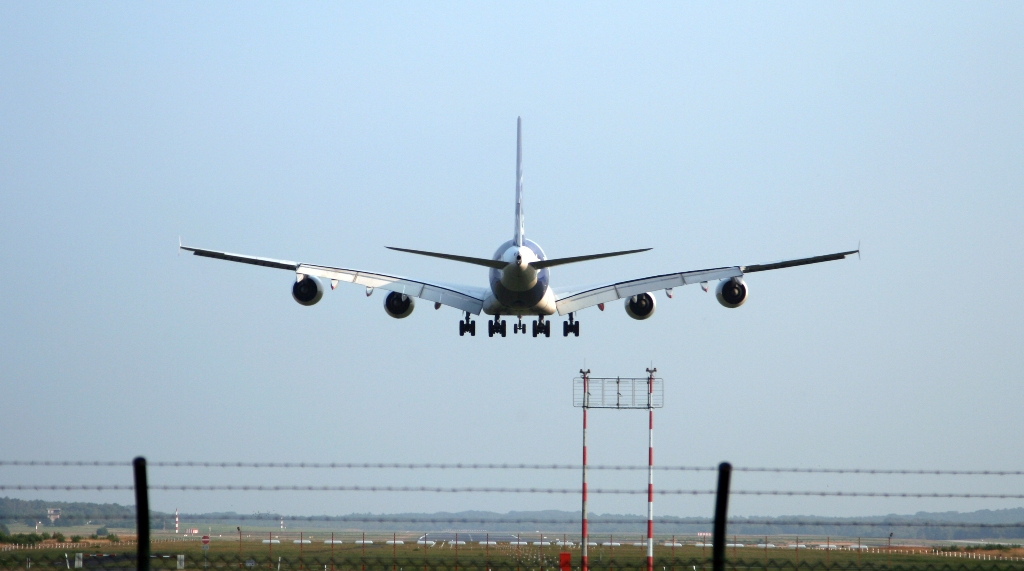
[645,367,656,571]
[711,462,731,571]
[133,457,149,571]
[580,369,590,571]
[887,533,892,568]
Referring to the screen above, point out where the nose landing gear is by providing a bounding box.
[488,316,508,337]
[512,316,526,334]
[458,312,476,336]
[562,313,580,337]
[531,318,551,337]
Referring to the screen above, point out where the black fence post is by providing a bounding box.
[133,457,149,571]
[712,462,731,571]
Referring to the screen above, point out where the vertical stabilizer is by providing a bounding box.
[514,117,524,247]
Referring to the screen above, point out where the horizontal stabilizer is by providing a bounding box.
[530,248,651,269]
[387,247,507,269]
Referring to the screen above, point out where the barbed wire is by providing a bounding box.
[2,461,1022,476]
[2,484,1023,499]
[7,513,1021,529]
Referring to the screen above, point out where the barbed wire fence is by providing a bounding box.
[2,459,1023,571]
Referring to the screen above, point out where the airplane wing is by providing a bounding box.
[554,249,858,315]
[180,245,488,314]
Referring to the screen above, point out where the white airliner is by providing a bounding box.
[181,118,857,338]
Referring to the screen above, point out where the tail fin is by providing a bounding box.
[514,117,524,247]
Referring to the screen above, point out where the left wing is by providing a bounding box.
[181,245,488,314]
[554,249,858,315]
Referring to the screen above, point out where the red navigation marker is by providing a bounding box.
[202,536,210,545]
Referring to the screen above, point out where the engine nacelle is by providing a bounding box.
[716,277,748,308]
[292,275,324,306]
[624,292,656,320]
[384,291,415,319]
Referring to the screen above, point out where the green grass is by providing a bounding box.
[4,541,1023,571]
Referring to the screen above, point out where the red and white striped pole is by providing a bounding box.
[581,369,590,571]
[645,367,656,571]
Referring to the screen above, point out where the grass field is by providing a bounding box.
[4,534,1024,571]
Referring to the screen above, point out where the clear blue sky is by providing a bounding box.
[1,3,1022,520]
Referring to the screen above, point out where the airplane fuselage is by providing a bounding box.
[483,239,556,316]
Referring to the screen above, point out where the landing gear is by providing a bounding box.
[512,316,526,334]
[531,318,551,337]
[488,316,507,337]
[459,312,476,336]
[562,313,580,337]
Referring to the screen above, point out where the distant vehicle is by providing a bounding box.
[182,118,857,337]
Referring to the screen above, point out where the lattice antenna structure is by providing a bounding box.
[575,369,664,571]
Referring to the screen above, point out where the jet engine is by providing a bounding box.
[715,277,748,308]
[624,292,656,320]
[292,275,324,306]
[384,291,415,319]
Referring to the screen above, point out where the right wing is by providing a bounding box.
[181,245,488,314]
[554,249,859,315]
[554,267,742,315]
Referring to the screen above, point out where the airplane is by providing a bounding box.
[181,117,857,338]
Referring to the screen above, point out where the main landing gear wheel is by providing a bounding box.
[459,312,476,337]
[532,319,551,338]
[487,317,507,338]
[562,313,580,337]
